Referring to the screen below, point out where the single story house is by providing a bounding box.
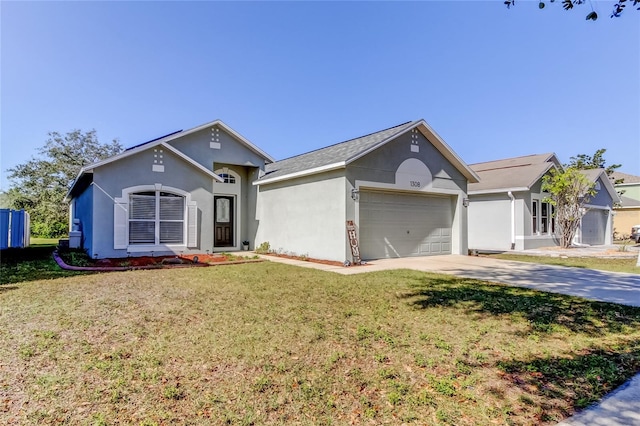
[467,153,620,251]
[611,171,640,238]
[66,119,480,262]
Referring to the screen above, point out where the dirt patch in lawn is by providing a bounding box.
[260,252,370,268]
[54,250,261,271]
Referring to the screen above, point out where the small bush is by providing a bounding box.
[57,248,92,267]
[254,241,271,254]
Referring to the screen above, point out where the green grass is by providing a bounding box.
[29,237,60,247]
[487,253,640,274]
[1,263,640,425]
[1,246,86,284]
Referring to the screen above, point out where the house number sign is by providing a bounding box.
[346,220,361,265]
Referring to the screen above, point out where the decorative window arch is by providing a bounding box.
[215,169,240,185]
[114,184,197,250]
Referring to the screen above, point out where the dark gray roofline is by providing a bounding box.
[125,129,183,151]
[275,121,413,163]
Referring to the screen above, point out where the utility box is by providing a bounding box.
[69,219,82,248]
[69,231,82,248]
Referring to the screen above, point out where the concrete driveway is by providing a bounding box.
[262,254,640,307]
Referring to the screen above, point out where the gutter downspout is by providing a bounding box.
[508,191,516,250]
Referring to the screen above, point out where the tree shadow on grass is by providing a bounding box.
[400,274,640,336]
[497,342,640,421]
[398,273,640,422]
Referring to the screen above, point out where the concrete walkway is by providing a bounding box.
[257,251,640,425]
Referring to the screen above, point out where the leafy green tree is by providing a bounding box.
[568,148,623,185]
[4,130,122,238]
[542,167,597,248]
[504,0,639,20]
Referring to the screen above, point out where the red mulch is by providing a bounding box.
[93,254,229,268]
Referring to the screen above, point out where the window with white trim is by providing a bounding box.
[532,199,555,235]
[218,173,236,184]
[129,191,185,245]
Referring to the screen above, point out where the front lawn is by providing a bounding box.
[1,263,639,425]
[487,253,640,274]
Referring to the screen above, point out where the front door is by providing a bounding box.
[214,196,234,247]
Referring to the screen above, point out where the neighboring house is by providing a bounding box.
[253,120,479,262]
[65,120,275,259]
[612,171,640,238]
[467,153,620,251]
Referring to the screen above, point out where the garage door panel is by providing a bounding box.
[359,191,453,259]
[581,210,606,245]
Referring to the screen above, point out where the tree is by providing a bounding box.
[542,167,596,248]
[4,130,123,238]
[504,0,639,20]
[568,148,624,185]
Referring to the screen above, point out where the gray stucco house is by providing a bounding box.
[67,119,480,262]
[253,120,479,262]
[467,153,620,251]
[66,120,274,259]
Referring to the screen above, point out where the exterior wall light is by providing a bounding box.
[351,188,360,201]
[462,198,469,207]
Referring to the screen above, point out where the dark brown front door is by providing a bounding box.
[214,196,234,247]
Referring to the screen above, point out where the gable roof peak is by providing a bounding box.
[275,120,416,163]
[257,119,479,185]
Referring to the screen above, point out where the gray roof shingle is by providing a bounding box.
[468,153,557,193]
[612,171,640,185]
[261,121,417,181]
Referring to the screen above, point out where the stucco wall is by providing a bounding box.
[91,148,215,258]
[613,209,640,239]
[72,184,94,254]
[347,130,467,192]
[168,125,266,170]
[618,184,640,202]
[468,195,511,251]
[593,176,615,206]
[255,170,347,262]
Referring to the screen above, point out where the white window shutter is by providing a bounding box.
[187,202,198,248]
[114,201,128,249]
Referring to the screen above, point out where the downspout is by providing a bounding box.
[508,191,515,250]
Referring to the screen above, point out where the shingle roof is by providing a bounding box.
[125,130,182,151]
[468,153,558,193]
[470,153,557,172]
[619,195,640,207]
[612,171,640,185]
[261,121,417,180]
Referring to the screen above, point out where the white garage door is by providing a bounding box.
[581,209,606,245]
[359,191,452,259]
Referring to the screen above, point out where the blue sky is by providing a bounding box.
[1,1,638,190]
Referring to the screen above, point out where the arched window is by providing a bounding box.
[218,173,236,184]
[129,191,185,244]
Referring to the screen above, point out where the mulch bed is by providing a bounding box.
[93,254,229,267]
[53,251,263,271]
[260,252,368,268]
